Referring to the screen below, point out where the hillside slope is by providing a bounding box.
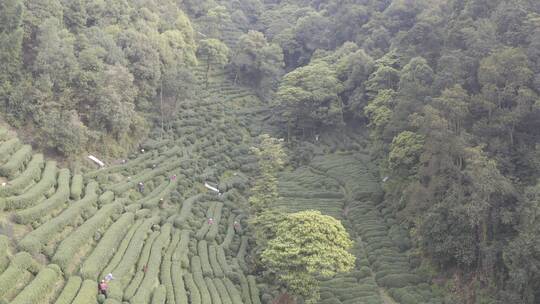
[0,55,268,303]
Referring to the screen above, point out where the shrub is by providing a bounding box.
[171,264,189,304]
[123,230,160,301]
[142,179,178,209]
[214,278,233,304]
[151,285,166,304]
[135,208,152,219]
[209,244,224,278]
[198,240,213,276]
[220,213,236,250]
[217,246,232,275]
[99,219,143,279]
[247,275,261,304]
[0,235,8,273]
[388,288,424,304]
[237,272,252,304]
[161,230,180,304]
[191,255,203,273]
[80,212,135,280]
[0,145,32,178]
[70,174,83,200]
[184,273,202,304]
[0,138,21,163]
[52,202,123,272]
[124,203,142,213]
[107,216,161,287]
[205,276,222,304]
[98,191,115,205]
[4,160,57,210]
[376,274,424,289]
[71,279,97,304]
[195,203,216,240]
[173,230,191,269]
[224,277,243,303]
[85,152,155,179]
[174,193,204,227]
[10,264,62,304]
[14,168,70,224]
[206,202,223,241]
[236,236,249,272]
[108,158,185,194]
[0,153,43,197]
[26,180,98,250]
[131,224,172,304]
[0,258,31,298]
[54,275,82,304]
[193,272,212,304]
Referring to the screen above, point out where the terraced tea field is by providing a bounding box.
[0,48,441,304]
[0,53,269,303]
[279,153,444,304]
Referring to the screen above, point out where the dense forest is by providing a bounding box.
[0,0,539,303]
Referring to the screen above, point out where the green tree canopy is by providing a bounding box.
[230,30,284,95]
[276,60,344,135]
[197,38,230,88]
[261,210,355,303]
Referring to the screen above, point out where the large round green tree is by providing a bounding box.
[261,210,355,303]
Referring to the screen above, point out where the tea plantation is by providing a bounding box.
[0,54,268,304]
[278,153,444,304]
[0,53,441,304]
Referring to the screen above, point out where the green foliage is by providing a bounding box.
[171,266,188,304]
[3,160,57,210]
[80,212,135,280]
[0,236,9,273]
[70,174,83,200]
[174,193,205,227]
[151,285,166,304]
[52,202,123,272]
[247,275,262,304]
[184,273,202,304]
[198,240,213,277]
[388,131,424,174]
[54,275,82,304]
[209,244,224,277]
[0,0,197,157]
[131,224,172,304]
[262,210,355,303]
[19,181,99,254]
[0,153,43,197]
[197,39,230,89]
[10,264,61,304]
[214,278,232,304]
[249,134,286,213]
[0,138,21,163]
[106,215,161,293]
[71,279,97,304]
[205,277,222,304]
[230,30,284,93]
[0,144,32,178]
[277,60,344,132]
[161,230,180,304]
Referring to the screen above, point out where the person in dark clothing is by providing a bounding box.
[138,182,144,193]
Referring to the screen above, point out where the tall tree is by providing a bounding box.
[262,210,355,304]
[230,30,284,95]
[0,0,24,114]
[276,60,344,137]
[197,38,230,89]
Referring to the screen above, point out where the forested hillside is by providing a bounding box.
[0,0,539,304]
